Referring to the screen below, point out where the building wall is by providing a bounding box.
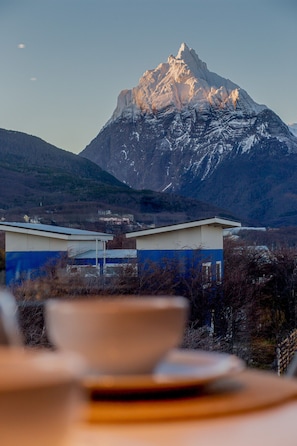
[5,233,104,257]
[201,225,223,249]
[5,251,65,285]
[5,233,67,285]
[135,225,223,250]
[134,225,225,280]
[5,233,67,252]
[135,227,201,250]
[4,233,105,285]
[137,249,223,279]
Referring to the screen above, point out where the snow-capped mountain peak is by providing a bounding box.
[81,43,297,227]
[110,43,266,123]
[175,42,208,76]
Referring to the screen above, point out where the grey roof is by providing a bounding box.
[0,222,113,241]
[74,249,137,259]
[126,217,241,238]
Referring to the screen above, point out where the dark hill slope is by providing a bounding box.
[0,129,234,227]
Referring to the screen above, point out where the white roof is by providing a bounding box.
[126,217,241,239]
[0,222,113,242]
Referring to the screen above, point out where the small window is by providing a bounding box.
[202,262,212,284]
[216,261,222,283]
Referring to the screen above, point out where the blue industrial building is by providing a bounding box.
[0,217,240,285]
[0,222,113,285]
[125,217,241,280]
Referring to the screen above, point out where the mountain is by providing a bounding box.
[0,128,127,203]
[80,43,297,227]
[289,124,297,137]
[0,128,232,228]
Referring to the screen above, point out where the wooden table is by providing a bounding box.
[67,369,297,446]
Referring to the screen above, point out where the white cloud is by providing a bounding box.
[18,43,25,49]
[30,77,37,81]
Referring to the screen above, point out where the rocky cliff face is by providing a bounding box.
[81,43,297,226]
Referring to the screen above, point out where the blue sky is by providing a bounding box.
[1,0,296,154]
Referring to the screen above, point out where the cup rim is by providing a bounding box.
[46,295,189,314]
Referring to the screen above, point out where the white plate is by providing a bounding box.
[83,349,245,395]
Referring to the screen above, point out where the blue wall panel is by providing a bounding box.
[137,249,223,277]
[6,251,65,285]
[5,248,224,284]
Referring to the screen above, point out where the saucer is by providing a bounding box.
[85,369,297,422]
[83,349,245,396]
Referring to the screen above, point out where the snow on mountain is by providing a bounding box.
[289,123,297,137]
[110,43,266,124]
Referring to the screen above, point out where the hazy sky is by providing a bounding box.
[1,0,296,154]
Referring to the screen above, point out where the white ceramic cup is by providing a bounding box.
[0,347,85,446]
[45,295,189,375]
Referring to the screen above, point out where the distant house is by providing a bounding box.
[0,222,113,285]
[125,217,241,280]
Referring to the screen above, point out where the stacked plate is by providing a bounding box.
[84,349,244,397]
